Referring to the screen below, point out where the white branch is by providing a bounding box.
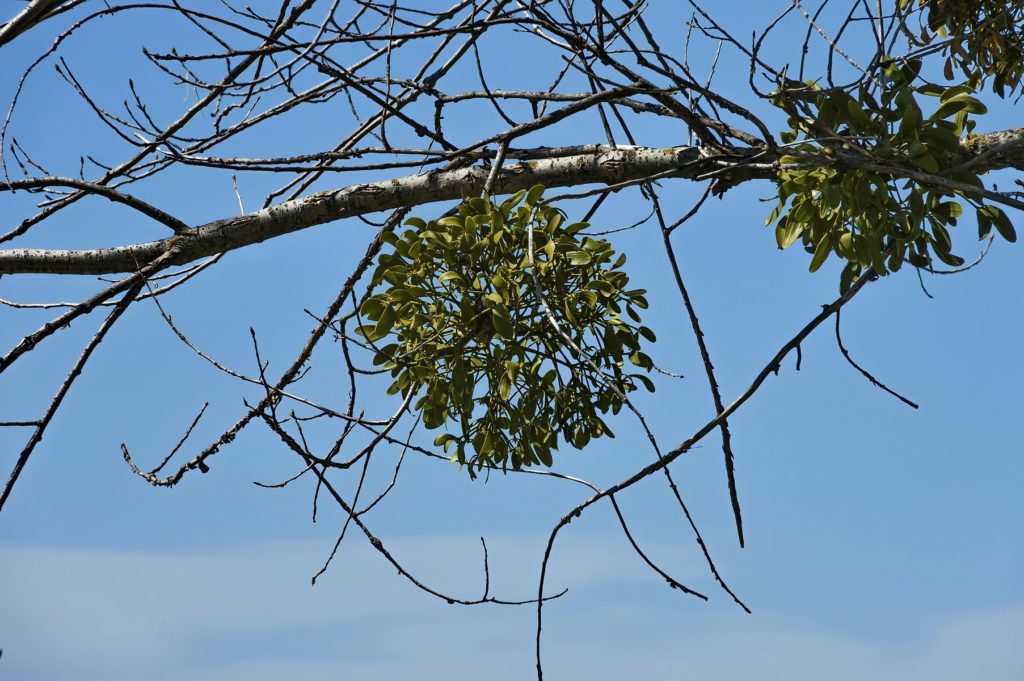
[2,127,1023,276]
[0,145,725,275]
[0,0,66,47]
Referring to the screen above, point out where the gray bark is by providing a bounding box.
[2,128,1021,276]
[0,0,65,47]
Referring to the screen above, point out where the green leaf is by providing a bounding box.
[546,212,564,232]
[372,305,397,341]
[497,377,512,401]
[436,216,464,228]
[931,99,969,120]
[977,206,993,239]
[839,262,859,293]
[955,95,987,115]
[933,249,965,267]
[776,219,804,249]
[629,351,653,370]
[577,290,598,308]
[990,207,1017,242]
[931,222,953,254]
[939,84,976,102]
[566,250,593,265]
[360,295,387,320]
[898,101,923,135]
[476,430,494,458]
[433,433,457,449]
[910,146,940,173]
[467,196,489,214]
[808,236,832,272]
[867,236,888,275]
[976,205,1014,242]
[634,374,656,392]
[492,308,514,339]
[525,184,545,205]
[846,99,873,131]
[916,83,945,97]
[932,95,986,121]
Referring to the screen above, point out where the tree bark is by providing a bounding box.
[2,127,1022,276]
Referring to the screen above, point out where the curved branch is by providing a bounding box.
[2,176,189,235]
[0,279,143,511]
[535,270,877,678]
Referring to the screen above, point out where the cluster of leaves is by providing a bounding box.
[899,0,1024,95]
[356,186,655,475]
[768,59,1015,291]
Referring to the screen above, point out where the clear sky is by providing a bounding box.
[0,3,1021,680]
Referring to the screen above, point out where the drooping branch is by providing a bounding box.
[0,278,144,511]
[534,268,878,678]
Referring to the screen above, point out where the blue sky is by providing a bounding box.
[0,3,1021,680]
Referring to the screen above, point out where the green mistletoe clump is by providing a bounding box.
[356,186,655,475]
[769,58,1014,291]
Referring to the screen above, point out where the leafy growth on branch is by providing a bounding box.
[899,0,1024,95]
[356,186,655,475]
[769,59,1015,291]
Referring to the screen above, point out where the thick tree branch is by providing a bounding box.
[4,127,1022,276]
[0,0,69,48]
[0,145,722,275]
